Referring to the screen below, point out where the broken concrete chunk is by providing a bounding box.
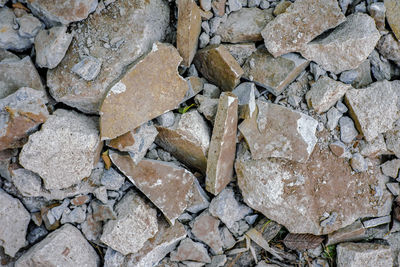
[223,43,257,66]
[0,7,32,51]
[71,55,102,81]
[345,80,399,142]
[0,87,49,150]
[239,101,318,163]
[19,109,102,190]
[261,0,345,57]
[385,0,400,40]
[177,0,202,67]
[170,238,212,263]
[300,13,381,74]
[242,47,309,96]
[110,152,195,225]
[194,45,243,91]
[206,92,238,195]
[15,224,99,266]
[336,242,393,267]
[306,76,351,114]
[101,190,158,255]
[236,146,392,235]
[100,43,187,140]
[191,211,224,255]
[0,189,30,257]
[216,8,273,43]
[47,0,170,114]
[377,33,400,66]
[156,110,210,173]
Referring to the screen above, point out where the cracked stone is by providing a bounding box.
[336,243,392,267]
[170,238,212,263]
[100,43,188,140]
[0,7,32,51]
[326,220,366,246]
[191,211,224,255]
[19,109,102,190]
[261,0,345,57]
[385,0,400,40]
[239,101,318,163]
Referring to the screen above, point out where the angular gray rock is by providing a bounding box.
[339,116,358,144]
[71,55,102,81]
[261,0,345,57]
[17,13,43,39]
[15,224,100,267]
[300,13,381,74]
[0,7,32,51]
[377,33,400,66]
[19,109,102,190]
[47,0,170,114]
[170,238,212,263]
[224,43,256,66]
[336,243,392,267]
[0,189,30,257]
[350,153,368,173]
[101,167,125,191]
[381,159,400,178]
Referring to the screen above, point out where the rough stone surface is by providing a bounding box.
[191,211,224,254]
[377,33,400,66]
[101,190,158,255]
[19,109,102,190]
[369,2,387,33]
[0,87,49,150]
[47,0,170,114]
[350,153,368,173]
[345,80,399,142]
[15,224,99,266]
[195,95,219,123]
[193,45,243,91]
[242,47,309,96]
[339,116,358,144]
[306,76,351,114]
[186,178,210,214]
[236,146,392,235]
[71,55,102,81]
[261,0,345,57]
[336,242,393,267]
[239,101,318,163]
[224,43,257,66]
[177,0,202,67]
[326,107,342,131]
[0,7,32,51]
[300,13,381,74]
[17,13,43,39]
[216,8,273,43]
[381,159,400,178]
[35,26,73,69]
[170,238,211,263]
[206,93,238,195]
[100,43,188,140]
[385,0,400,40]
[0,189,30,257]
[110,153,195,225]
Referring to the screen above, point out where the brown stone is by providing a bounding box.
[71,195,90,206]
[326,220,366,246]
[239,101,317,163]
[191,211,224,254]
[193,45,243,91]
[100,43,188,140]
[242,47,309,96]
[273,0,291,15]
[110,152,195,225]
[385,0,400,40]
[212,0,226,17]
[0,87,49,150]
[156,110,210,173]
[206,92,238,195]
[329,142,346,157]
[170,238,212,263]
[261,0,345,57]
[177,0,202,67]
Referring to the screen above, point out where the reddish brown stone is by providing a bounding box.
[191,211,224,254]
[206,92,238,195]
[329,142,346,157]
[71,195,90,206]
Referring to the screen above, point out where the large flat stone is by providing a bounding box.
[101,190,158,255]
[216,8,274,43]
[100,43,188,140]
[19,109,102,190]
[206,92,238,195]
[0,87,49,150]
[345,80,399,142]
[242,47,309,96]
[193,45,243,91]
[47,0,170,114]
[0,189,30,257]
[385,0,400,40]
[155,110,210,173]
[235,146,392,235]
[336,242,392,267]
[261,0,345,57]
[239,101,317,163]
[110,152,195,225]
[300,13,381,74]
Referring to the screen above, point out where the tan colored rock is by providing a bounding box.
[236,146,392,235]
[177,0,201,67]
[191,211,224,254]
[110,153,195,225]
[261,0,345,57]
[193,45,243,91]
[306,76,352,114]
[47,0,170,114]
[101,190,158,255]
[242,47,309,95]
[345,80,399,142]
[100,43,188,140]
[156,110,210,173]
[300,13,381,74]
[239,101,317,163]
[385,0,400,40]
[0,87,49,150]
[273,0,291,15]
[216,8,274,43]
[206,92,238,195]
[170,238,212,263]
